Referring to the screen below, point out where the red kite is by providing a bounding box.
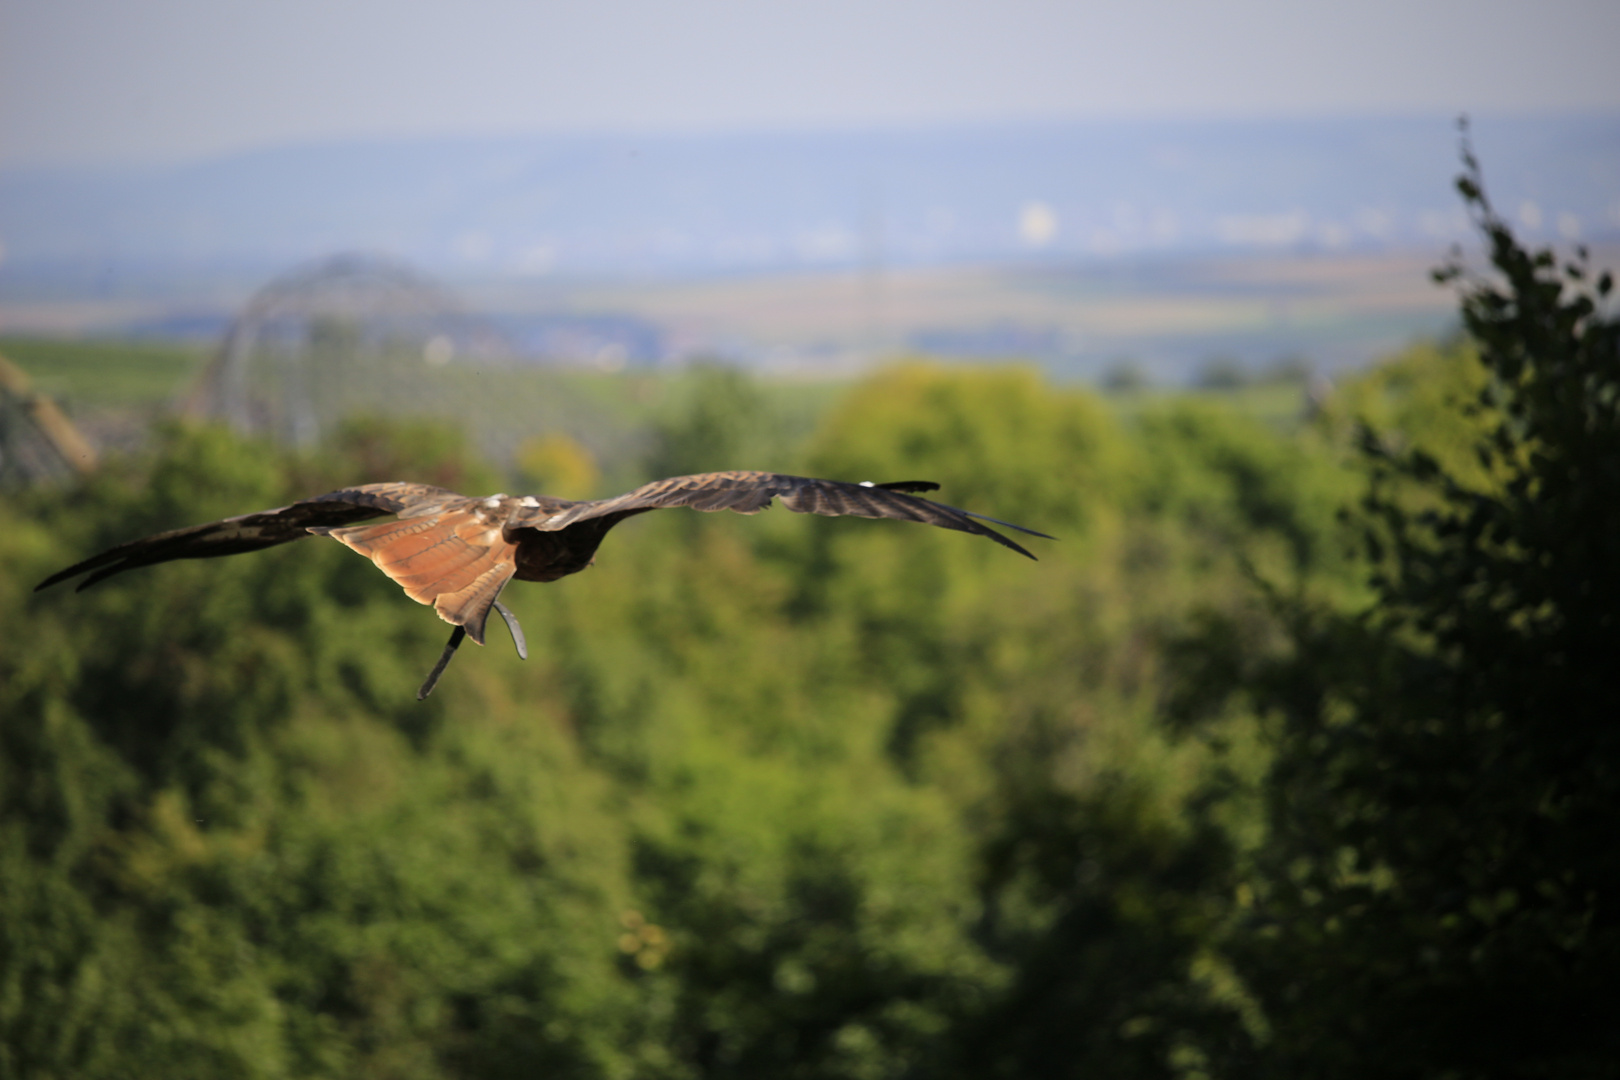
[38,471,1050,698]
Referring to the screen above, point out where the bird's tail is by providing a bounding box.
[318,511,517,644]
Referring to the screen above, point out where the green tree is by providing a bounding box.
[0,423,646,1079]
[1,336,1419,1078]
[1225,133,1620,1077]
[642,363,786,480]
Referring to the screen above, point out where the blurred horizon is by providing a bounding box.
[3,112,1617,381]
[3,0,1617,379]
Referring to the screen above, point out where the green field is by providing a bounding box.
[0,336,208,408]
[3,334,1320,492]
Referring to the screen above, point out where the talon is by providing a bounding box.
[418,625,467,700]
[493,600,528,660]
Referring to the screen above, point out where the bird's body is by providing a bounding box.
[38,470,1050,697]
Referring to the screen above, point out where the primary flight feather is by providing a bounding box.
[37,470,1052,698]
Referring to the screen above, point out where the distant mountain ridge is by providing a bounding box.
[1,115,1616,288]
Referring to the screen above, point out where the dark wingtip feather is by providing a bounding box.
[949,506,1057,541]
[77,563,134,591]
[34,571,71,593]
[994,531,1039,560]
[964,518,1039,560]
[36,553,107,592]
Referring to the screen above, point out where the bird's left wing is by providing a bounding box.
[517,470,1052,558]
[35,482,457,593]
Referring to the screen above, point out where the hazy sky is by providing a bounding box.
[2,0,1618,168]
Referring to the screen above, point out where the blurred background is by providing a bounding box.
[3,0,1618,391]
[2,2,1618,1077]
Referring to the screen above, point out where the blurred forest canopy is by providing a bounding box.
[2,148,1617,1078]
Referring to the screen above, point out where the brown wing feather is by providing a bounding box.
[518,470,1051,558]
[35,482,461,593]
[324,504,516,644]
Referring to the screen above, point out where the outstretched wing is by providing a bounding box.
[34,482,458,593]
[517,470,1052,558]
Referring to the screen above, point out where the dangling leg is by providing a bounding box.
[493,600,528,660]
[417,625,467,700]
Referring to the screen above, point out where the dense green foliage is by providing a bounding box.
[2,363,1317,1078]
[1201,147,1620,1078]
[3,150,1614,1078]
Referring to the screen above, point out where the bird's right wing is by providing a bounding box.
[520,470,1052,558]
[35,482,458,593]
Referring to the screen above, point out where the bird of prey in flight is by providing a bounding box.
[37,471,1051,698]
